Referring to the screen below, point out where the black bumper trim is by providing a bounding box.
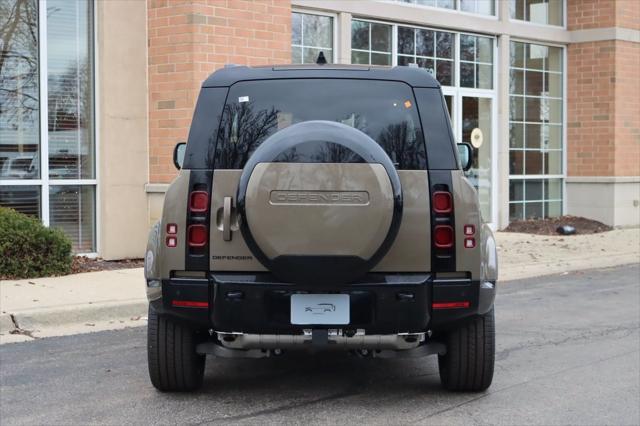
[155,273,495,332]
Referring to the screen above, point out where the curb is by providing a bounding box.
[0,313,15,335]
[1,260,638,342]
[1,300,147,335]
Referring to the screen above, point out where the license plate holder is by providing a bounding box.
[290,294,350,325]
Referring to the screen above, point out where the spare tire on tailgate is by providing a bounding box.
[236,121,403,284]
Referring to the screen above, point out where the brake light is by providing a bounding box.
[172,300,208,308]
[432,191,452,213]
[432,301,470,309]
[189,191,209,213]
[187,224,207,247]
[434,225,454,248]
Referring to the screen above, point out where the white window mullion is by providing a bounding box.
[454,32,460,88]
[391,25,398,66]
[38,0,49,226]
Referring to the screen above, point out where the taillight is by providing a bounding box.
[463,224,476,248]
[189,191,209,213]
[172,300,208,308]
[430,183,455,271]
[432,191,452,213]
[188,224,207,247]
[166,223,177,234]
[432,301,470,309]
[434,225,454,248]
[166,236,177,247]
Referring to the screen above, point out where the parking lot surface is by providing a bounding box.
[1,264,638,425]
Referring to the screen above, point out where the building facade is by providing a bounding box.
[0,0,638,259]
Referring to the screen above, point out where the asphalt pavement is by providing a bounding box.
[1,264,638,425]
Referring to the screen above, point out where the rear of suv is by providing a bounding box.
[144,65,498,392]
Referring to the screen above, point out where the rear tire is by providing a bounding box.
[438,308,495,392]
[147,305,205,392]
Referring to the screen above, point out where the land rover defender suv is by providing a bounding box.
[144,65,498,392]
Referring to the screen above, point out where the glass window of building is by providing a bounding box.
[398,0,454,9]
[509,41,563,220]
[510,0,563,26]
[351,20,392,66]
[0,0,40,217]
[292,12,334,64]
[460,0,494,15]
[0,0,96,252]
[394,0,495,16]
[397,26,455,86]
[460,34,493,89]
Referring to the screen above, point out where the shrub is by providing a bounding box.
[0,207,73,279]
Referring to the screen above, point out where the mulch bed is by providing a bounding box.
[503,215,612,236]
[71,256,144,274]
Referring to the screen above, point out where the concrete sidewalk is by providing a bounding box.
[1,228,638,343]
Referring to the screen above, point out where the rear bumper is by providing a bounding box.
[149,272,496,334]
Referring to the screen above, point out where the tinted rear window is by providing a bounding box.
[213,79,427,169]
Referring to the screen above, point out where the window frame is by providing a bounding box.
[383,0,498,18]
[350,18,497,92]
[508,0,567,29]
[508,39,567,220]
[291,9,338,64]
[351,19,393,66]
[0,0,99,255]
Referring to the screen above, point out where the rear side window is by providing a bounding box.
[213,79,427,169]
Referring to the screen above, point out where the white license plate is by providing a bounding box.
[290,294,350,325]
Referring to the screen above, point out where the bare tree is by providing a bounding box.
[213,103,278,168]
[0,0,39,123]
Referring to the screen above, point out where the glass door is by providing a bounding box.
[440,90,496,225]
[461,95,493,222]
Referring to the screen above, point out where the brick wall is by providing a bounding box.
[615,0,640,31]
[147,0,291,183]
[566,40,616,176]
[567,0,639,31]
[567,0,615,31]
[613,41,640,176]
[566,0,640,177]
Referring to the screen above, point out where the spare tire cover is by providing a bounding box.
[237,120,402,284]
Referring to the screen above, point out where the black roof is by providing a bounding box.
[201,64,440,88]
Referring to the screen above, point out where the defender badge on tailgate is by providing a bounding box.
[270,190,370,205]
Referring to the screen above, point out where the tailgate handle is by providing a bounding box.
[223,196,232,241]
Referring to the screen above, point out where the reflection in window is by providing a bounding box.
[460,0,494,15]
[351,20,392,66]
[508,41,563,220]
[397,0,455,10]
[460,34,493,89]
[394,0,495,15]
[47,0,94,180]
[214,80,426,170]
[397,26,454,86]
[0,0,39,180]
[510,0,563,26]
[291,12,333,64]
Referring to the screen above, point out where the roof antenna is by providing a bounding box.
[316,51,327,65]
